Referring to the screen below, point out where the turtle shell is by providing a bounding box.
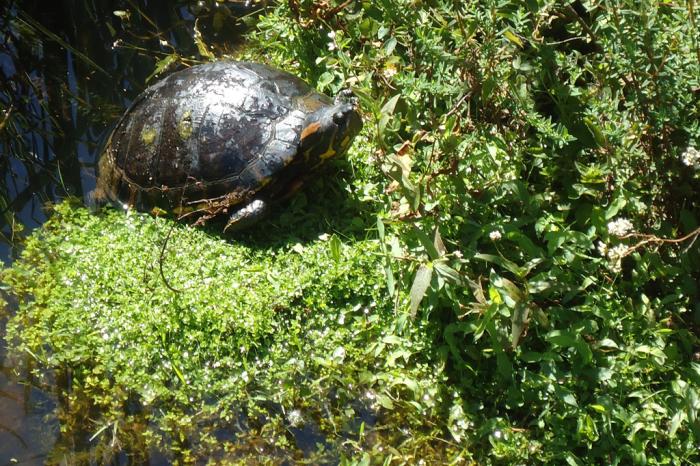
[94,61,355,218]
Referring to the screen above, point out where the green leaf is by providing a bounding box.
[668,410,684,437]
[493,276,525,307]
[584,117,606,147]
[193,20,215,60]
[147,53,179,84]
[317,71,335,91]
[474,253,525,278]
[413,225,441,260]
[511,304,530,348]
[384,36,397,55]
[589,404,607,413]
[434,261,461,285]
[605,197,627,220]
[377,217,385,242]
[384,260,395,297]
[546,331,592,364]
[381,93,401,116]
[433,228,446,257]
[503,29,524,48]
[409,263,433,317]
[329,235,342,262]
[377,217,395,295]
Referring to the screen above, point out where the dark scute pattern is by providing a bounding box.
[111,62,313,196]
[118,95,165,187]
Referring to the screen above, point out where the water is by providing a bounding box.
[0,1,265,462]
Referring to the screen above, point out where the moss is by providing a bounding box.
[141,125,157,145]
[177,110,193,140]
[2,200,458,463]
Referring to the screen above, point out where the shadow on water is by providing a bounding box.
[0,1,280,463]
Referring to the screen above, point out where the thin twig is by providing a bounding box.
[323,0,354,20]
[564,4,597,46]
[620,226,700,257]
[0,104,13,132]
[159,220,181,293]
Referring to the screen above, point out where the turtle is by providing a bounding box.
[93,61,362,231]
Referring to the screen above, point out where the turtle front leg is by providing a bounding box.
[224,198,269,232]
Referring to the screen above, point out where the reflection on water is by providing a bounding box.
[0,1,265,462]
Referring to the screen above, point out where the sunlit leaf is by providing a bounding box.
[380,93,401,116]
[409,263,432,317]
[474,253,525,278]
[413,225,441,261]
[146,53,179,84]
[329,235,342,262]
[193,19,215,60]
[434,262,461,285]
[504,29,524,48]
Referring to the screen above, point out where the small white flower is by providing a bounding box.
[383,66,398,78]
[327,42,337,51]
[607,244,629,260]
[607,244,629,272]
[327,31,336,39]
[681,146,700,168]
[493,429,503,439]
[453,250,463,259]
[287,409,304,427]
[332,346,346,362]
[596,241,608,256]
[489,230,502,241]
[607,218,633,237]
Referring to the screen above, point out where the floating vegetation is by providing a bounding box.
[2,201,459,463]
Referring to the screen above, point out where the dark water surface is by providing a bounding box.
[0,1,261,462]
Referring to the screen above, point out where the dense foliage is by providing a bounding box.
[3,0,700,464]
[246,0,700,463]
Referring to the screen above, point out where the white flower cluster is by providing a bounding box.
[681,146,700,168]
[607,244,629,272]
[489,230,502,241]
[597,241,629,272]
[607,217,633,237]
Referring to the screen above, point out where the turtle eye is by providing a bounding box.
[332,110,346,125]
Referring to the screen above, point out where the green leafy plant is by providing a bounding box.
[3,0,700,464]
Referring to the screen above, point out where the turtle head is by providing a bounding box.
[299,89,362,166]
